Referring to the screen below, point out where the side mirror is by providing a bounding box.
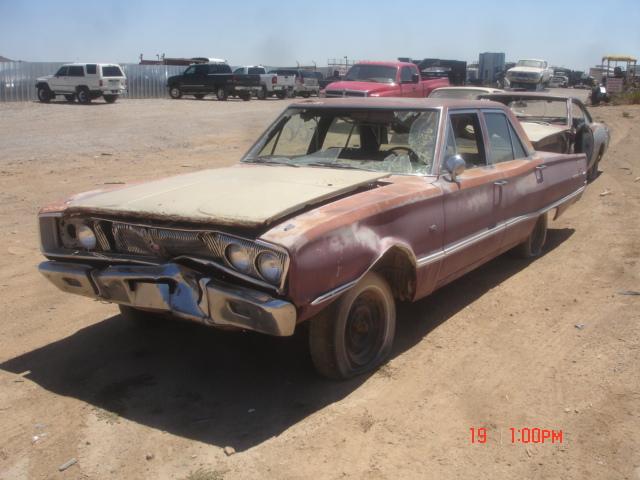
[412,73,420,83]
[444,155,466,182]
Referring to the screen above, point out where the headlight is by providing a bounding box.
[225,243,251,273]
[77,225,96,250]
[256,252,283,284]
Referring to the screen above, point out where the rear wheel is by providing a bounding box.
[301,91,311,98]
[103,95,117,104]
[275,91,286,99]
[257,86,267,100]
[216,87,228,101]
[77,87,91,104]
[309,272,396,379]
[514,213,548,258]
[239,92,251,101]
[64,94,75,102]
[587,150,602,182]
[37,86,51,103]
[169,86,182,99]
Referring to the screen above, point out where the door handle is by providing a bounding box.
[536,164,547,170]
[493,180,508,186]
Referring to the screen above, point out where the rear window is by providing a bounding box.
[86,64,97,74]
[300,71,316,78]
[248,67,265,75]
[101,66,124,77]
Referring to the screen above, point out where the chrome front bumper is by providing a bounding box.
[39,261,296,336]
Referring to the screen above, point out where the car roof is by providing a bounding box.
[355,61,412,68]
[62,63,122,67]
[432,86,503,92]
[289,97,509,110]
[480,92,577,102]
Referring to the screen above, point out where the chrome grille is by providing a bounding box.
[111,222,207,257]
[325,90,367,97]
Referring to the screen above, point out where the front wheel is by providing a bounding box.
[587,150,602,182]
[103,95,117,104]
[514,213,548,258]
[37,87,51,103]
[169,86,182,99]
[309,272,396,379]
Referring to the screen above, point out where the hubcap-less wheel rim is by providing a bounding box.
[171,88,179,98]
[345,289,386,369]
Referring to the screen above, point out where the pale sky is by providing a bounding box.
[1,0,638,71]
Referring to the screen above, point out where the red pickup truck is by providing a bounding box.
[322,61,449,98]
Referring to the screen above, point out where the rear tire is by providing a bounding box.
[216,87,228,101]
[239,92,251,101]
[301,91,311,98]
[103,95,117,104]
[514,213,548,258]
[309,272,396,379]
[76,88,91,104]
[169,86,182,99]
[64,94,75,102]
[37,86,51,103]
[587,150,602,182]
[275,91,286,99]
[257,87,267,100]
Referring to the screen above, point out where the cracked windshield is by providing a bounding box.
[245,108,440,175]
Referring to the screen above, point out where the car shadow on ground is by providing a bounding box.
[1,228,573,451]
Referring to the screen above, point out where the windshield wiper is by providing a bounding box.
[244,158,299,167]
[305,162,368,171]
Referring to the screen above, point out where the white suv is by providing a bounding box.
[36,63,127,104]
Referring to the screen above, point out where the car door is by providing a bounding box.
[400,66,419,97]
[570,99,596,169]
[480,109,543,250]
[180,65,206,93]
[66,65,85,92]
[50,66,69,92]
[435,110,505,286]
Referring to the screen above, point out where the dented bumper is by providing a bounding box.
[39,261,296,336]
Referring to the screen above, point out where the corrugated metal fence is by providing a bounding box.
[0,62,186,102]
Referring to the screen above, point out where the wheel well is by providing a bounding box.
[75,85,89,92]
[36,82,50,90]
[371,247,416,301]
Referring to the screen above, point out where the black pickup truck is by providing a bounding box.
[167,62,261,101]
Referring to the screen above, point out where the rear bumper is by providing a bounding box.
[39,261,297,336]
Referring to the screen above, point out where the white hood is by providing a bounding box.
[65,164,389,228]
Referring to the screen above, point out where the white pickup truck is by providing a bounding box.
[233,66,294,99]
[506,59,553,90]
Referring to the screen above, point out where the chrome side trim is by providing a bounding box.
[311,184,586,306]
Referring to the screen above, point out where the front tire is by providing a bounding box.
[309,272,396,379]
[103,95,117,104]
[64,94,75,102]
[169,86,182,99]
[587,150,602,182]
[37,87,51,103]
[514,213,548,258]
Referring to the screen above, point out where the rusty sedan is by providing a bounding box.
[480,92,610,181]
[38,98,588,379]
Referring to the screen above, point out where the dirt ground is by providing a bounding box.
[0,94,638,480]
